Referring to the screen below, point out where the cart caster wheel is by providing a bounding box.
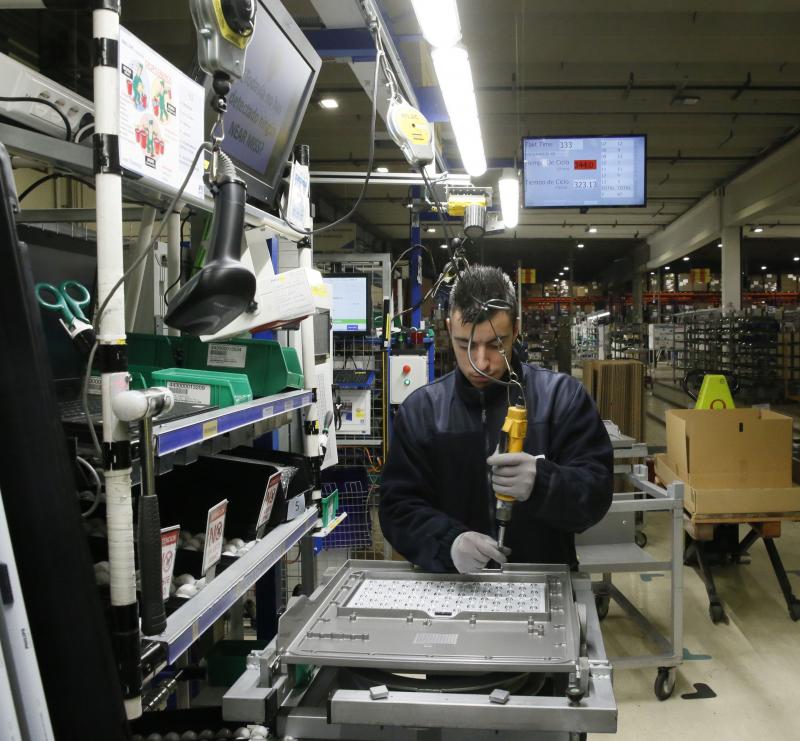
[635,530,648,548]
[654,668,676,701]
[595,594,610,621]
[789,601,800,622]
[709,602,727,624]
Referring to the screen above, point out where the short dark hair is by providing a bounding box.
[449,265,517,324]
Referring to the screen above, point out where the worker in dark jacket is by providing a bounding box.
[379,265,613,572]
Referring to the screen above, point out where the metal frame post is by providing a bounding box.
[410,186,422,328]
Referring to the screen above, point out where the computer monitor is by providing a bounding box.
[323,273,372,335]
[522,135,647,208]
[205,0,322,210]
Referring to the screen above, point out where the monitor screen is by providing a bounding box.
[522,135,646,208]
[210,0,321,209]
[323,274,371,334]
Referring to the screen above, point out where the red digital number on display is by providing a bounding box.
[574,160,597,170]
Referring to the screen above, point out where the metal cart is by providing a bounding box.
[576,456,684,701]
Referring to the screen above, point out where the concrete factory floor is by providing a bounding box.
[602,390,800,740]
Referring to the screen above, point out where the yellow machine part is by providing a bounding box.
[695,374,736,410]
[496,406,528,503]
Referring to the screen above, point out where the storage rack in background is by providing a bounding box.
[608,324,648,363]
[522,310,558,369]
[671,311,782,404]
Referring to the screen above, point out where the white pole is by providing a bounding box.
[125,205,157,331]
[93,4,142,719]
[298,242,319,458]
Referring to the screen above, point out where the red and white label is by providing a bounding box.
[257,472,282,531]
[202,500,228,574]
[160,525,180,600]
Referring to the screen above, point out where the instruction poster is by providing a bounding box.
[118,27,205,199]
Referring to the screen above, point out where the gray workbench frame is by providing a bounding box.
[577,459,684,693]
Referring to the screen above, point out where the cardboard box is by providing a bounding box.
[656,408,800,515]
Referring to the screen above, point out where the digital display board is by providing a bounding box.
[522,135,646,208]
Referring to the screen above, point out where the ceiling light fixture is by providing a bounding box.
[563,266,569,270]
[717,242,723,248]
[431,46,486,177]
[587,226,598,233]
[498,169,519,229]
[439,243,449,249]
[650,271,655,275]
[318,98,339,110]
[752,225,764,233]
[664,266,671,271]
[794,256,800,262]
[375,166,389,174]
[577,243,585,249]
[762,265,767,270]
[410,0,461,48]
[683,256,690,261]
[426,226,436,233]
[673,94,702,106]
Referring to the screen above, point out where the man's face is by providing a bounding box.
[448,309,519,389]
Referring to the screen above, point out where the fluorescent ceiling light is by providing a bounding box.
[426,226,436,233]
[439,243,449,249]
[665,266,671,271]
[761,265,767,270]
[563,266,569,270]
[717,242,723,248]
[411,0,461,48]
[498,170,519,229]
[650,271,655,275]
[794,256,800,262]
[376,166,389,173]
[559,272,564,276]
[431,46,486,177]
[753,226,764,233]
[587,226,598,233]
[577,243,585,248]
[683,256,690,261]
[319,98,339,109]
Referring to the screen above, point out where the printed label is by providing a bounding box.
[202,499,228,574]
[88,375,102,395]
[166,381,211,406]
[206,343,247,369]
[160,525,180,600]
[257,472,282,531]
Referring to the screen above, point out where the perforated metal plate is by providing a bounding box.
[347,578,547,616]
[277,561,580,674]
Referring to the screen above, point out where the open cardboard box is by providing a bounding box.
[655,408,800,515]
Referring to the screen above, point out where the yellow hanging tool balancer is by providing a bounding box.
[495,404,528,549]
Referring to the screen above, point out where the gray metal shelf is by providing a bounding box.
[152,389,312,457]
[144,506,317,663]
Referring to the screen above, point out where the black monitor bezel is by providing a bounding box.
[521,134,648,210]
[204,0,322,211]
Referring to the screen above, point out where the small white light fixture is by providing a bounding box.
[577,243,585,249]
[761,265,767,270]
[683,256,690,261]
[753,225,764,233]
[376,166,389,174]
[559,272,564,276]
[431,46,486,177]
[410,0,461,49]
[665,266,671,271]
[650,271,655,275]
[794,256,800,262]
[318,98,339,110]
[587,226,598,233]
[498,169,519,229]
[563,266,569,270]
[426,226,436,233]
[717,242,723,248]
[439,243,449,250]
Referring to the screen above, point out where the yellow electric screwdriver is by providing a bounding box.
[495,405,528,549]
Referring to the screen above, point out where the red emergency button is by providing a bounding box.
[402,364,411,374]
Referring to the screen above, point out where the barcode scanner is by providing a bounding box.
[164,151,255,335]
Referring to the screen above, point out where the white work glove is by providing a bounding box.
[450,531,508,573]
[487,450,541,502]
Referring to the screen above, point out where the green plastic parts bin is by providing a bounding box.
[183,337,304,398]
[150,368,253,409]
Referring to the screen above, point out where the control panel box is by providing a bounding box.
[390,354,429,404]
[338,388,371,436]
